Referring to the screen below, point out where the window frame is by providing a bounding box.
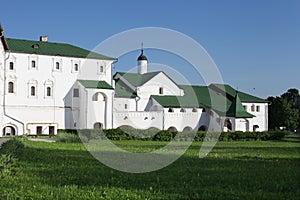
[73,88,79,98]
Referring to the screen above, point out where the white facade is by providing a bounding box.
[0,31,268,136]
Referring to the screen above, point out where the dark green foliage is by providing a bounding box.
[0,137,25,157]
[268,88,300,131]
[56,128,286,143]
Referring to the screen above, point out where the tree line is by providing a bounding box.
[267,88,300,131]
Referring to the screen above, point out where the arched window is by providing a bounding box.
[168,107,174,112]
[159,87,163,94]
[9,62,14,70]
[46,87,51,97]
[31,60,36,68]
[8,82,14,93]
[94,122,103,129]
[180,108,186,112]
[31,86,36,96]
[74,63,79,71]
[202,108,206,112]
[192,107,197,112]
[55,62,60,70]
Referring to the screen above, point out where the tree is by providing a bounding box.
[268,89,300,131]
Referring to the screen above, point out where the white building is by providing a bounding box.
[0,26,268,136]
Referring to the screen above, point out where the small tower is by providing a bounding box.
[137,44,148,74]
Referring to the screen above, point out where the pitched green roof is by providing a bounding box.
[6,38,116,60]
[152,84,255,118]
[117,71,161,87]
[224,93,254,118]
[78,80,113,90]
[209,84,268,103]
[114,81,137,98]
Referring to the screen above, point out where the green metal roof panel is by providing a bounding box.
[78,80,113,89]
[226,93,255,118]
[118,71,161,87]
[210,83,268,103]
[6,38,116,60]
[115,80,137,98]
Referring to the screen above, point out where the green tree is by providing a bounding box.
[281,88,300,128]
[268,95,299,131]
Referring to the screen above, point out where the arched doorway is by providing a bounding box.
[183,126,193,132]
[2,126,16,136]
[224,118,232,132]
[167,126,177,132]
[198,125,207,131]
[93,122,103,129]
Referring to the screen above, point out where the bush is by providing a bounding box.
[55,132,81,143]
[0,137,25,157]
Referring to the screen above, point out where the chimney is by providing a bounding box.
[40,36,48,42]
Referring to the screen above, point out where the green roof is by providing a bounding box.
[117,71,161,87]
[78,80,113,90]
[6,38,116,60]
[152,84,256,118]
[209,84,268,103]
[114,81,137,98]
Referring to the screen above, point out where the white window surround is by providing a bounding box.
[97,62,106,75]
[44,80,54,98]
[28,80,38,98]
[52,58,62,72]
[28,56,38,70]
[71,60,80,73]
[7,57,16,71]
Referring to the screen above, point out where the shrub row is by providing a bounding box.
[56,128,287,142]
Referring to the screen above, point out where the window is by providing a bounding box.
[49,126,55,135]
[36,126,42,135]
[251,104,255,112]
[168,108,174,112]
[192,108,197,112]
[73,88,79,97]
[100,66,104,73]
[31,60,36,68]
[202,108,206,112]
[243,105,247,111]
[9,62,14,70]
[30,86,36,96]
[256,106,260,112]
[55,62,60,70]
[74,64,79,72]
[159,87,163,94]
[180,108,186,112]
[46,87,51,97]
[124,104,128,109]
[8,82,14,93]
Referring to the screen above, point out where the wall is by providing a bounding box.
[0,51,113,135]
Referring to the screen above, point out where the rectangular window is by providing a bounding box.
[73,88,79,97]
[31,60,36,68]
[159,87,163,94]
[124,104,128,109]
[251,104,255,112]
[243,105,247,111]
[8,82,14,93]
[36,126,43,135]
[256,106,260,112]
[9,62,14,70]
[49,126,55,135]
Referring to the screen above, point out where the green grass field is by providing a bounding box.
[1,137,300,199]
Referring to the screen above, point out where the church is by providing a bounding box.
[0,26,268,136]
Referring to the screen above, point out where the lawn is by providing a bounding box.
[1,138,300,199]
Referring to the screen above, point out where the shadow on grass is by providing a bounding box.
[15,142,300,199]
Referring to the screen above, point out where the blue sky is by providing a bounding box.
[1,0,299,98]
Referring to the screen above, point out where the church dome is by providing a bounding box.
[137,49,148,61]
